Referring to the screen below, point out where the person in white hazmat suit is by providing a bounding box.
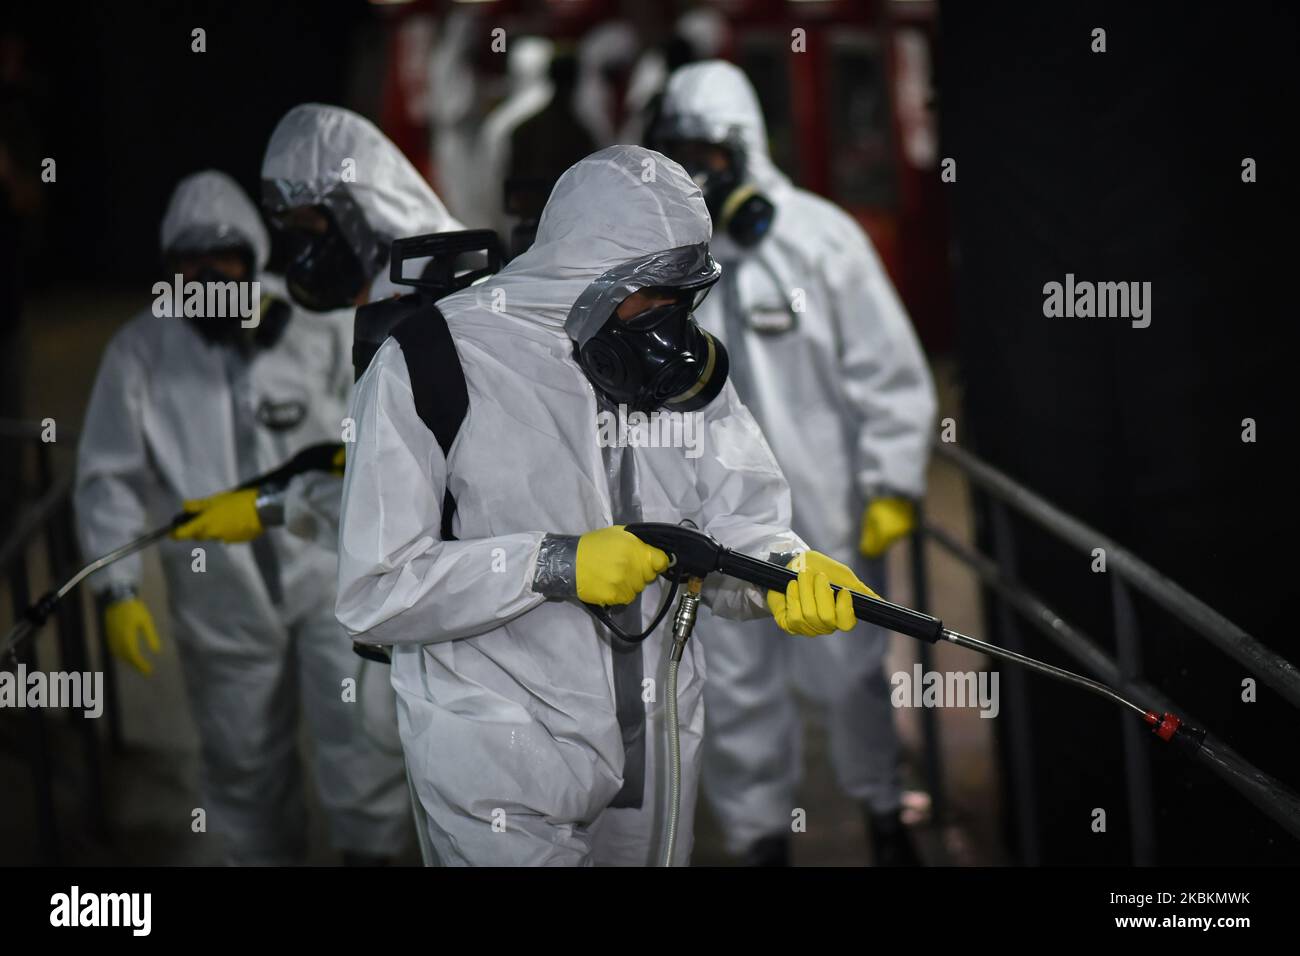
[74,170,410,864]
[428,8,487,228]
[652,61,938,865]
[475,36,553,240]
[335,144,882,866]
[179,104,465,551]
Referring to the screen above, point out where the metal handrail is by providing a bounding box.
[912,439,1300,858]
[0,471,75,573]
[0,418,78,447]
[931,440,1300,709]
[0,418,51,440]
[923,521,1300,841]
[1,426,108,863]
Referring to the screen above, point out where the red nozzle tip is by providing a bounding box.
[1152,711,1182,742]
[1143,711,1160,727]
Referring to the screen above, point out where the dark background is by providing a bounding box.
[6,0,373,286]
[942,1,1298,862]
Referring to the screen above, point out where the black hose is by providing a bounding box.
[586,576,681,643]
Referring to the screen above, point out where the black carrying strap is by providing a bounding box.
[389,304,468,541]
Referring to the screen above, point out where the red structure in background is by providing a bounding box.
[716,0,953,353]
[370,0,953,353]
[376,6,440,180]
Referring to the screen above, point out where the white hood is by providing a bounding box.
[659,59,788,193]
[676,9,728,59]
[160,170,269,270]
[451,143,715,343]
[506,36,554,92]
[261,103,459,244]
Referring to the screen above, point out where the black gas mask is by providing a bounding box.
[165,244,289,354]
[283,229,369,313]
[184,282,292,355]
[277,218,375,313]
[702,166,769,247]
[264,184,389,314]
[682,151,775,249]
[648,127,776,248]
[576,283,729,414]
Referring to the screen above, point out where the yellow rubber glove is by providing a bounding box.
[859,497,915,559]
[768,550,879,637]
[576,525,670,606]
[104,598,162,676]
[172,487,263,542]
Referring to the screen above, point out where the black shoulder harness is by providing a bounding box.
[389,305,468,541]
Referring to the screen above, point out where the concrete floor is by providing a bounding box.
[1,289,1007,866]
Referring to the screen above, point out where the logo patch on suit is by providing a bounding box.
[748,304,797,334]
[256,398,308,431]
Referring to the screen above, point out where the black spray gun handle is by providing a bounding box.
[724,549,944,643]
[624,522,944,644]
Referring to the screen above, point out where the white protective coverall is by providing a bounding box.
[74,170,410,863]
[575,21,638,147]
[335,145,807,866]
[660,61,938,853]
[475,36,554,239]
[260,104,465,549]
[428,9,485,227]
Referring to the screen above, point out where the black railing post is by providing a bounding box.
[94,592,125,752]
[908,503,948,830]
[50,498,108,838]
[988,500,1042,866]
[7,561,60,863]
[1111,575,1156,865]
